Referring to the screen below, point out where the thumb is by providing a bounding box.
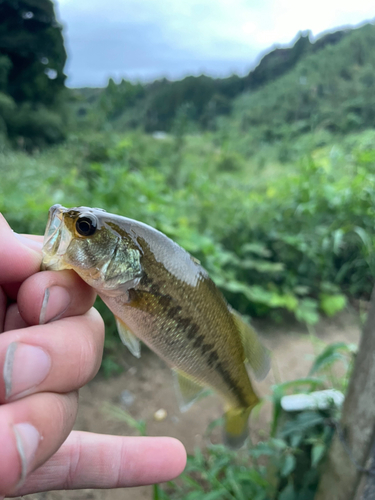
[0,214,43,284]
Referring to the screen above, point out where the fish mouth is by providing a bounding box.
[41,204,73,271]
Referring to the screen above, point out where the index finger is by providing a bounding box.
[0,215,43,284]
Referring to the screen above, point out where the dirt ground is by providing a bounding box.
[18,311,361,500]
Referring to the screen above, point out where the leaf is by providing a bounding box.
[227,468,246,500]
[281,454,296,477]
[354,226,372,252]
[272,378,324,394]
[185,492,206,500]
[270,384,285,437]
[182,476,204,490]
[153,484,160,500]
[250,442,278,458]
[281,411,325,437]
[204,417,224,440]
[241,242,271,257]
[309,342,354,375]
[294,285,311,296]
[279,482,296,500]
[333,228,344,254]
[103,404,147,436]
[203,490,231,500]
[311,442,326,467]
[270,378,323,436]
[290,432,303,448]
[239,259,285,273]
[153,484,170,500]
[272,438,288,450]
[320,293,347,317]
[295,298,319,325]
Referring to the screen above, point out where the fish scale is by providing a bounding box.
[123,260,252,407]
[41,204,270,448]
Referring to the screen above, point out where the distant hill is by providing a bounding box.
[243,28,349,90]
[232,22,375,143]
[72,22,375,138]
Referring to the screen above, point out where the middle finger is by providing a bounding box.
[0,309,104,403]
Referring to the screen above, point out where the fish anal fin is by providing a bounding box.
[115,317,141,359]
[230,309,271,381]
[173,369,208,412]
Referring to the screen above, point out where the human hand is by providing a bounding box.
[0,214,186,498]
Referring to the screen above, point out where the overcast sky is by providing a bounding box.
[55,0,375,88]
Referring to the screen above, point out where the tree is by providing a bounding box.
[316,286,375,500]
[0,0,67,145]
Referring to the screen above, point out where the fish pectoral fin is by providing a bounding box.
[115,317,141,359]
[173,369,208,412]
[230,309,271,381]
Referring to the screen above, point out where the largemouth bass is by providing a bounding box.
[41,204,270,448]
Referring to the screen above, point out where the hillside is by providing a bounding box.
[71,22,374,136]
[232,22,375,144]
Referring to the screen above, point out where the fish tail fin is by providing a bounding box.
[223,406,253,449]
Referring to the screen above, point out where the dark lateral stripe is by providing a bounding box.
[140,274,153,287]
[168,306,182,319]
[158,295,173,309]
[186,323,199,339]
[193,334,204,348]
[173,313,248,407]
[150,283,160,293]
[201,342,214,354]
[216,361,248,407]
[176,317,190,329]
[207,350,219,367]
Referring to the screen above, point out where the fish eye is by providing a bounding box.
[76,215,97,236]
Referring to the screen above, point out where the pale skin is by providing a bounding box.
[0,214,186,498]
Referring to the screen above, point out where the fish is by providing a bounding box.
[41,204,270,448]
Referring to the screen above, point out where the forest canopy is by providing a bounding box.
[0,0,67,147]
[73,23,375,136]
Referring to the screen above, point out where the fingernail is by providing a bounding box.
[13,423,40,484]
[13,232,43,252]
[39,286,71,325]
[3,342,51,399]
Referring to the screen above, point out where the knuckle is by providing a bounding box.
[51,392,78,436]
[76,323,103,384]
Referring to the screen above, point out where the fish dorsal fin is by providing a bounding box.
[115,317,141,359]
[230,309,271,381]
[173,369,207,412]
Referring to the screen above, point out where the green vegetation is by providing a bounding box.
[109,341,355,500]
[231,23,375,145]
[0,14,374,346]
[0,0,67,148]
[1,128,374,336]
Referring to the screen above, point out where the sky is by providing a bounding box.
[54,0,375,88]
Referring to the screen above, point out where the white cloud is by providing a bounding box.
[55,0,375,86]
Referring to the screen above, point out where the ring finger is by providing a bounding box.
[0,391,78,495]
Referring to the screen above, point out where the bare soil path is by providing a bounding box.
[18,311,361,500]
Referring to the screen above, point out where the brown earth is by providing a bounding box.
[17,311,361,500]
